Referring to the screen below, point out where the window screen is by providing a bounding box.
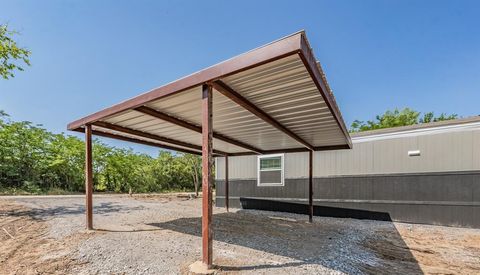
[258,154,284,186]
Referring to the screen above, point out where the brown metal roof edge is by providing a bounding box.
[350,115,480,138]
[297,32,353,149]
[67,32,305,131]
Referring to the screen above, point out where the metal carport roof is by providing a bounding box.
[68,30,352,270]
[68,31,352,155]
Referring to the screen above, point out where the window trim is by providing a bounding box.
[257,153,285,186]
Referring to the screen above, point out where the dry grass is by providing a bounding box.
[362,224,480,274]
[0,201,87,274]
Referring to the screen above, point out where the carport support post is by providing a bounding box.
[201,84,213,267]
[225,154,229,212]
[308,150,313,223]
[85,124,93,230]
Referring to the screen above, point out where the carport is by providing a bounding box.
[67,31,352,269]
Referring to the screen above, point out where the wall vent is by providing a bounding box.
[408,150,421,157]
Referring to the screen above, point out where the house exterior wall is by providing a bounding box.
[215,121,480,228]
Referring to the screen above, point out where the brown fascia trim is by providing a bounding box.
[67,32,304,131]
[135,106,263,154]
[227,144,351,156]
[297,32,353,149]
[72,127,213,156]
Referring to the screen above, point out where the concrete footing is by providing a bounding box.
[189,261,216,274]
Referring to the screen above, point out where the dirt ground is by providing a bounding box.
[0,194,479,274]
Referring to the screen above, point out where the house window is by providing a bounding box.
[257,154,284,186]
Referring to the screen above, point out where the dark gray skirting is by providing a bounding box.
[215,171,480,228]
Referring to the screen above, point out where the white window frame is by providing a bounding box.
[257,153,285,186]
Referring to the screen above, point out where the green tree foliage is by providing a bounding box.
[0,111,202,194]
[419,112,458,124]
[0,25,31,79]
[350,108,458,132]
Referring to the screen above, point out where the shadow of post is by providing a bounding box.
[147,209,424,274]
[4,202,144,220]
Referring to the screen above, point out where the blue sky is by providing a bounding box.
[1,0,479,155]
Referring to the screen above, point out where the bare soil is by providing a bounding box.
[0,194,479,274]
[0,201,88,274]
[362,226,480,274]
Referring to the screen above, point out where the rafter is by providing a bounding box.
[91,130,205,156]
[211,80,315,151]
[93,121,227,155]
[73,127,211,156]
[135,106,263,154]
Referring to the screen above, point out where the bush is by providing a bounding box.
[0,111,202,194]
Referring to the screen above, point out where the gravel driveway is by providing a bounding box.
[1,194,479,274]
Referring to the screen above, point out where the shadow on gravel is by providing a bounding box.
[240,198,393,221]
[148,211,423,274]
[3,202,144,219]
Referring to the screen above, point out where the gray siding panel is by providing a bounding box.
[216,171,480,228]
[473,175,480,201]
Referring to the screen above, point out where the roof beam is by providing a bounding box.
[73,127,209,156]
[227,144,350,156]
[92,130,205,156]
[93,121,228,155]
[211,80,315,151]
[135,106,263,154]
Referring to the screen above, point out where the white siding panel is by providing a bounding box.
[417,131,473,172]
[285,152,309,179]
[216,123,480,180]
[372,136,418,174]
[473,129,480,169]
[313,142,373,177]
[216,155,256,180]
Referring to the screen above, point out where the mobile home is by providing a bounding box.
[216,116,480,228]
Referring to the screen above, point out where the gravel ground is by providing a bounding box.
[2,194,480,274]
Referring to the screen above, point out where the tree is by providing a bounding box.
[350,108,458,132]
[419,112,458,123]
[0,24,31,79]
[0,110,203,194]
[182,153,201,196]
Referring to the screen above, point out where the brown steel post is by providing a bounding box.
[85,124,93,230]
[201,84,213,267]
[225,155,229,212]
[309,150,313,223]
